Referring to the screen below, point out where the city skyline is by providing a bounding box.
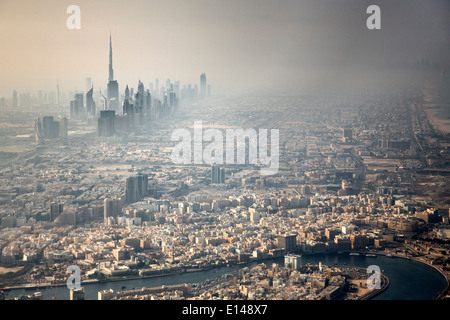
[0,0,449,304]
[0,0,449,98]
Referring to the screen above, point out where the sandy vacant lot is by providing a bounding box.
[0,266,23,275]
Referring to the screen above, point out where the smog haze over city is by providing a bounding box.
[1,0,449,96]
[0,0,450,308]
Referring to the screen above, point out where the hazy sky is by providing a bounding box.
[0,0,449,97]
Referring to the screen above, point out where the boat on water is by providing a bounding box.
[349,253,360,256]
[386,254,393,257]
[366,254,377,257]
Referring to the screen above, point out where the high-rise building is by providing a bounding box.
[125,177,137,204]
[122,98,135,124]
[137,173,148,200]
[145,90,152,120]
[284,254,302,271]
[174,81,180,99]
[108,34,114,82]
[42,116,54,138]
[86,77,92,92]
[277,234,297,253]
[200,73,207,100]
[70,93,84,120]
[350,234,368,249]
[211,165,225,184]
[124,85,130,102]
[107,34,119,112]
[98,289,114,300]
[86,87,96,117]
[125,173,149,204]
[34,118,44,145]
[56,82,60,106]
[343,128,353,142]
[59,117,68,139]
[135,81,145,124]
[50,202,63,221]
[42,116,60,139]
[104,198,114,220]
[107,82,119,112]
[98,110,115,137]
[70,288,85,300]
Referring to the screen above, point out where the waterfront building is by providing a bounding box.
[70,288,85,300]
[285,254,302,271]
[277,234,297,253]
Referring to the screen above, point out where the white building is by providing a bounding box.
[284,254,302,271]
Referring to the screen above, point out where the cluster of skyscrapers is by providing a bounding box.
[32,34,210,142]
[95,35,209,137]
[34,116,68,145]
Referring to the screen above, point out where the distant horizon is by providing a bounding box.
[1,0,449,98]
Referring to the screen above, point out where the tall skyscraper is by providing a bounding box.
[124,85,130,102]
[86,78,92,92]
[50,202,63,221]
[98,110,115,137]
[135,81,145,124]
[70,93,84,120]
[34,118,44,145]
[104,198,114,220]
[108,34,114,82]
[211,164,225,184]
[107,34,119,112]
[59,118,68,139]
[42,116,60,139]
[200,73,207,100]
[56,82,60,106]
[86,87,96,117]
[125,173,148,204]
[145,90,152,120]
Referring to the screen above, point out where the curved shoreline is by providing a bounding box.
[358,273,389,300]
[1,267,214,291]
[2,251,448,300]
[360,251,450,300]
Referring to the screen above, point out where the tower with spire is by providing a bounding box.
[109,34,114,82]
[107,33,119,112]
